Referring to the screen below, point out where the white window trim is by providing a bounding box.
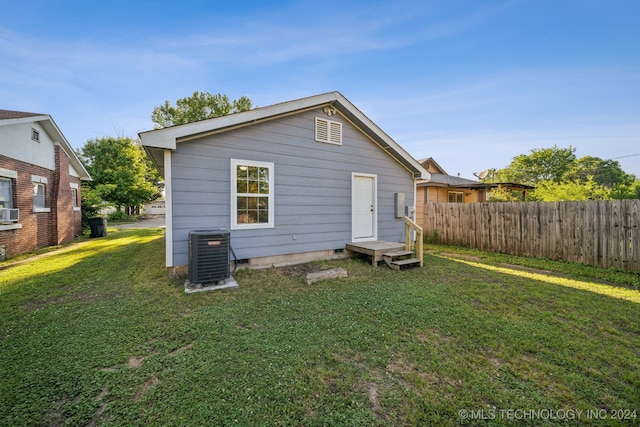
[1,169,18,212]
[0,177,14,210]
[230,159,274,230]
[0,223,22,231]
[31,175,48,184]
[32,180,50,213]
[0,168,17,179]
[70,182,80,211]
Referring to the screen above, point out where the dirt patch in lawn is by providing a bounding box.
[279,263,326,278]
[437,252,484,262]
[134,374,158,401]
[168,342,194,357]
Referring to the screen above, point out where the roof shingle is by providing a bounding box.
[0,109,44,120]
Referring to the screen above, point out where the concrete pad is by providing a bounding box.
[184,276,238,294]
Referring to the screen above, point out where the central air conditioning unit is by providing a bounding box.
[0,208,19,223]
[188,229,231,286]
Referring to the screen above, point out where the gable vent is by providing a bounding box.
[315,117,342,145]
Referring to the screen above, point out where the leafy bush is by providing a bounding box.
[80,186,101,231]
[107,210,127,221]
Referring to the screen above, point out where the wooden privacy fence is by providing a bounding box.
[423,200,640,271]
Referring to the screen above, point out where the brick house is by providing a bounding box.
[0,110,91,260]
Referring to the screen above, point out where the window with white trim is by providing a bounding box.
[70,182,80,210]
[0,178,13,209]
[448,191,464,203]
[71,188,78,208]
[31,175,49,212]
[231,159,274,229]
[315,117,342,145]
[33,183,46,208]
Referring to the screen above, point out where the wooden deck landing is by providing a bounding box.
[346,241,406,266]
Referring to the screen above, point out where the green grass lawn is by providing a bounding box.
[1,229,639,426]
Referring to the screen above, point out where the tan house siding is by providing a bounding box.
[415,157,488,229]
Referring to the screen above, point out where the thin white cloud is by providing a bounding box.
[146,1,513,67]
[0,30,195,86]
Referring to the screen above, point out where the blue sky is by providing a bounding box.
[2,0,639,178]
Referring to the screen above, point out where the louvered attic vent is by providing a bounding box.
[315,117,342,145]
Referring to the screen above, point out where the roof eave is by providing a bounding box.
[138,91,430,180]
[38,117,92,181]
[329,93,429,179]
[1,113,92,181]
[144,146,166,178]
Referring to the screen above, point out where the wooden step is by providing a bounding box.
[381,250,413,258]
[387,258,422,270]
[382,250,421,270]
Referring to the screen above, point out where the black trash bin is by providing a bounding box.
[88,216,107,238]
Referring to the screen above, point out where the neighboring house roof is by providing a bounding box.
[417,157,486,188]
[416,157,534,190]
[0,109,92,181]
[0,110,43,120]
[420,173,489,188]
[140,91,429,180]
[417,157,448,175]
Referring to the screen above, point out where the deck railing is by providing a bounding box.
[404,216,424,267]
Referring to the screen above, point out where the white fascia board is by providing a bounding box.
[137,91,429,180]
[139,92,342,148]
[0,114,92,181]
[0,113,91,180]
[0,115,50,127]
[39,118,92,181]
[138,129,178,150]
[331,92,430,180]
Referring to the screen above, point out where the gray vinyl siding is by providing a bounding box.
[170,108,415,266]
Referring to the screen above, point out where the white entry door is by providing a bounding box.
[352,173,377,241]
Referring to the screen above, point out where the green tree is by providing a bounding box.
[494,145,577,185]
[486,145,639,201]
[486,185,522,202]
[151,91,253,128]
[565,156,633,189]
[79,184,103,230]
[77,137,162,215]
[610,176,640,199]
[530,177,611,201]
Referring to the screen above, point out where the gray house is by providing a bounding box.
[140,92,429,271]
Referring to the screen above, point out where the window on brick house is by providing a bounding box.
[33,183,46,208]
[0,178,13,209]
[70,183,80,211]
[71,188,78,208]
[31,175,50,213]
